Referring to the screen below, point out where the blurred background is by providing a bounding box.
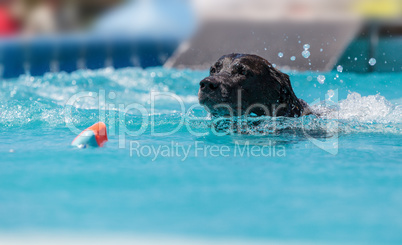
[0,0,401,78]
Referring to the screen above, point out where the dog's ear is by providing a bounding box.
[273,71,305,117]
[258,56,307,117]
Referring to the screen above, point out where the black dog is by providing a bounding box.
[198,54,312,117]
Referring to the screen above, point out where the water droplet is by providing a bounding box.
[278,52,283,58]
[337,65,343,73]
[320,48,323,52]
[272,64,276,68]
[290,56,296,61]
[303,44,310,49]
[368,58,376,66]
[307,76,312,81]
[264,48,267,51]
[354,57,357,61]
[302,50,310,58]
[298,40,301,43]
[317,75,325,84]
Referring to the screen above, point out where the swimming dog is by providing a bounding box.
[198,53,312,117]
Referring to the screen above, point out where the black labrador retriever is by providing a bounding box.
[198,53,312,118]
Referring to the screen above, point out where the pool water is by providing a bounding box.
[0,67,401,244]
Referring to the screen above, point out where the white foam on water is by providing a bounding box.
[318,92,401,124]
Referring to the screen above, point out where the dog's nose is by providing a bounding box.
[200,78,220,91]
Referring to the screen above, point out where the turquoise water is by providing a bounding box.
[0,67,401,244]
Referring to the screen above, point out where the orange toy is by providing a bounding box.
[71,122,108,148]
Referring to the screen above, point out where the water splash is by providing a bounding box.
[0,68,400,136]
[319,92,401,124]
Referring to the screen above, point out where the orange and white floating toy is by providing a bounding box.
[71,122,108,148]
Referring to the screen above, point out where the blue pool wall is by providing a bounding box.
[336,37,402,73]
[0,36,179,79]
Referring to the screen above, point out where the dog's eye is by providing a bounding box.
[233,64,249,76]
[238,66,248,76]
[210,67,216,74]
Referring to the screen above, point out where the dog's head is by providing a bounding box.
[198,53,304,117]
